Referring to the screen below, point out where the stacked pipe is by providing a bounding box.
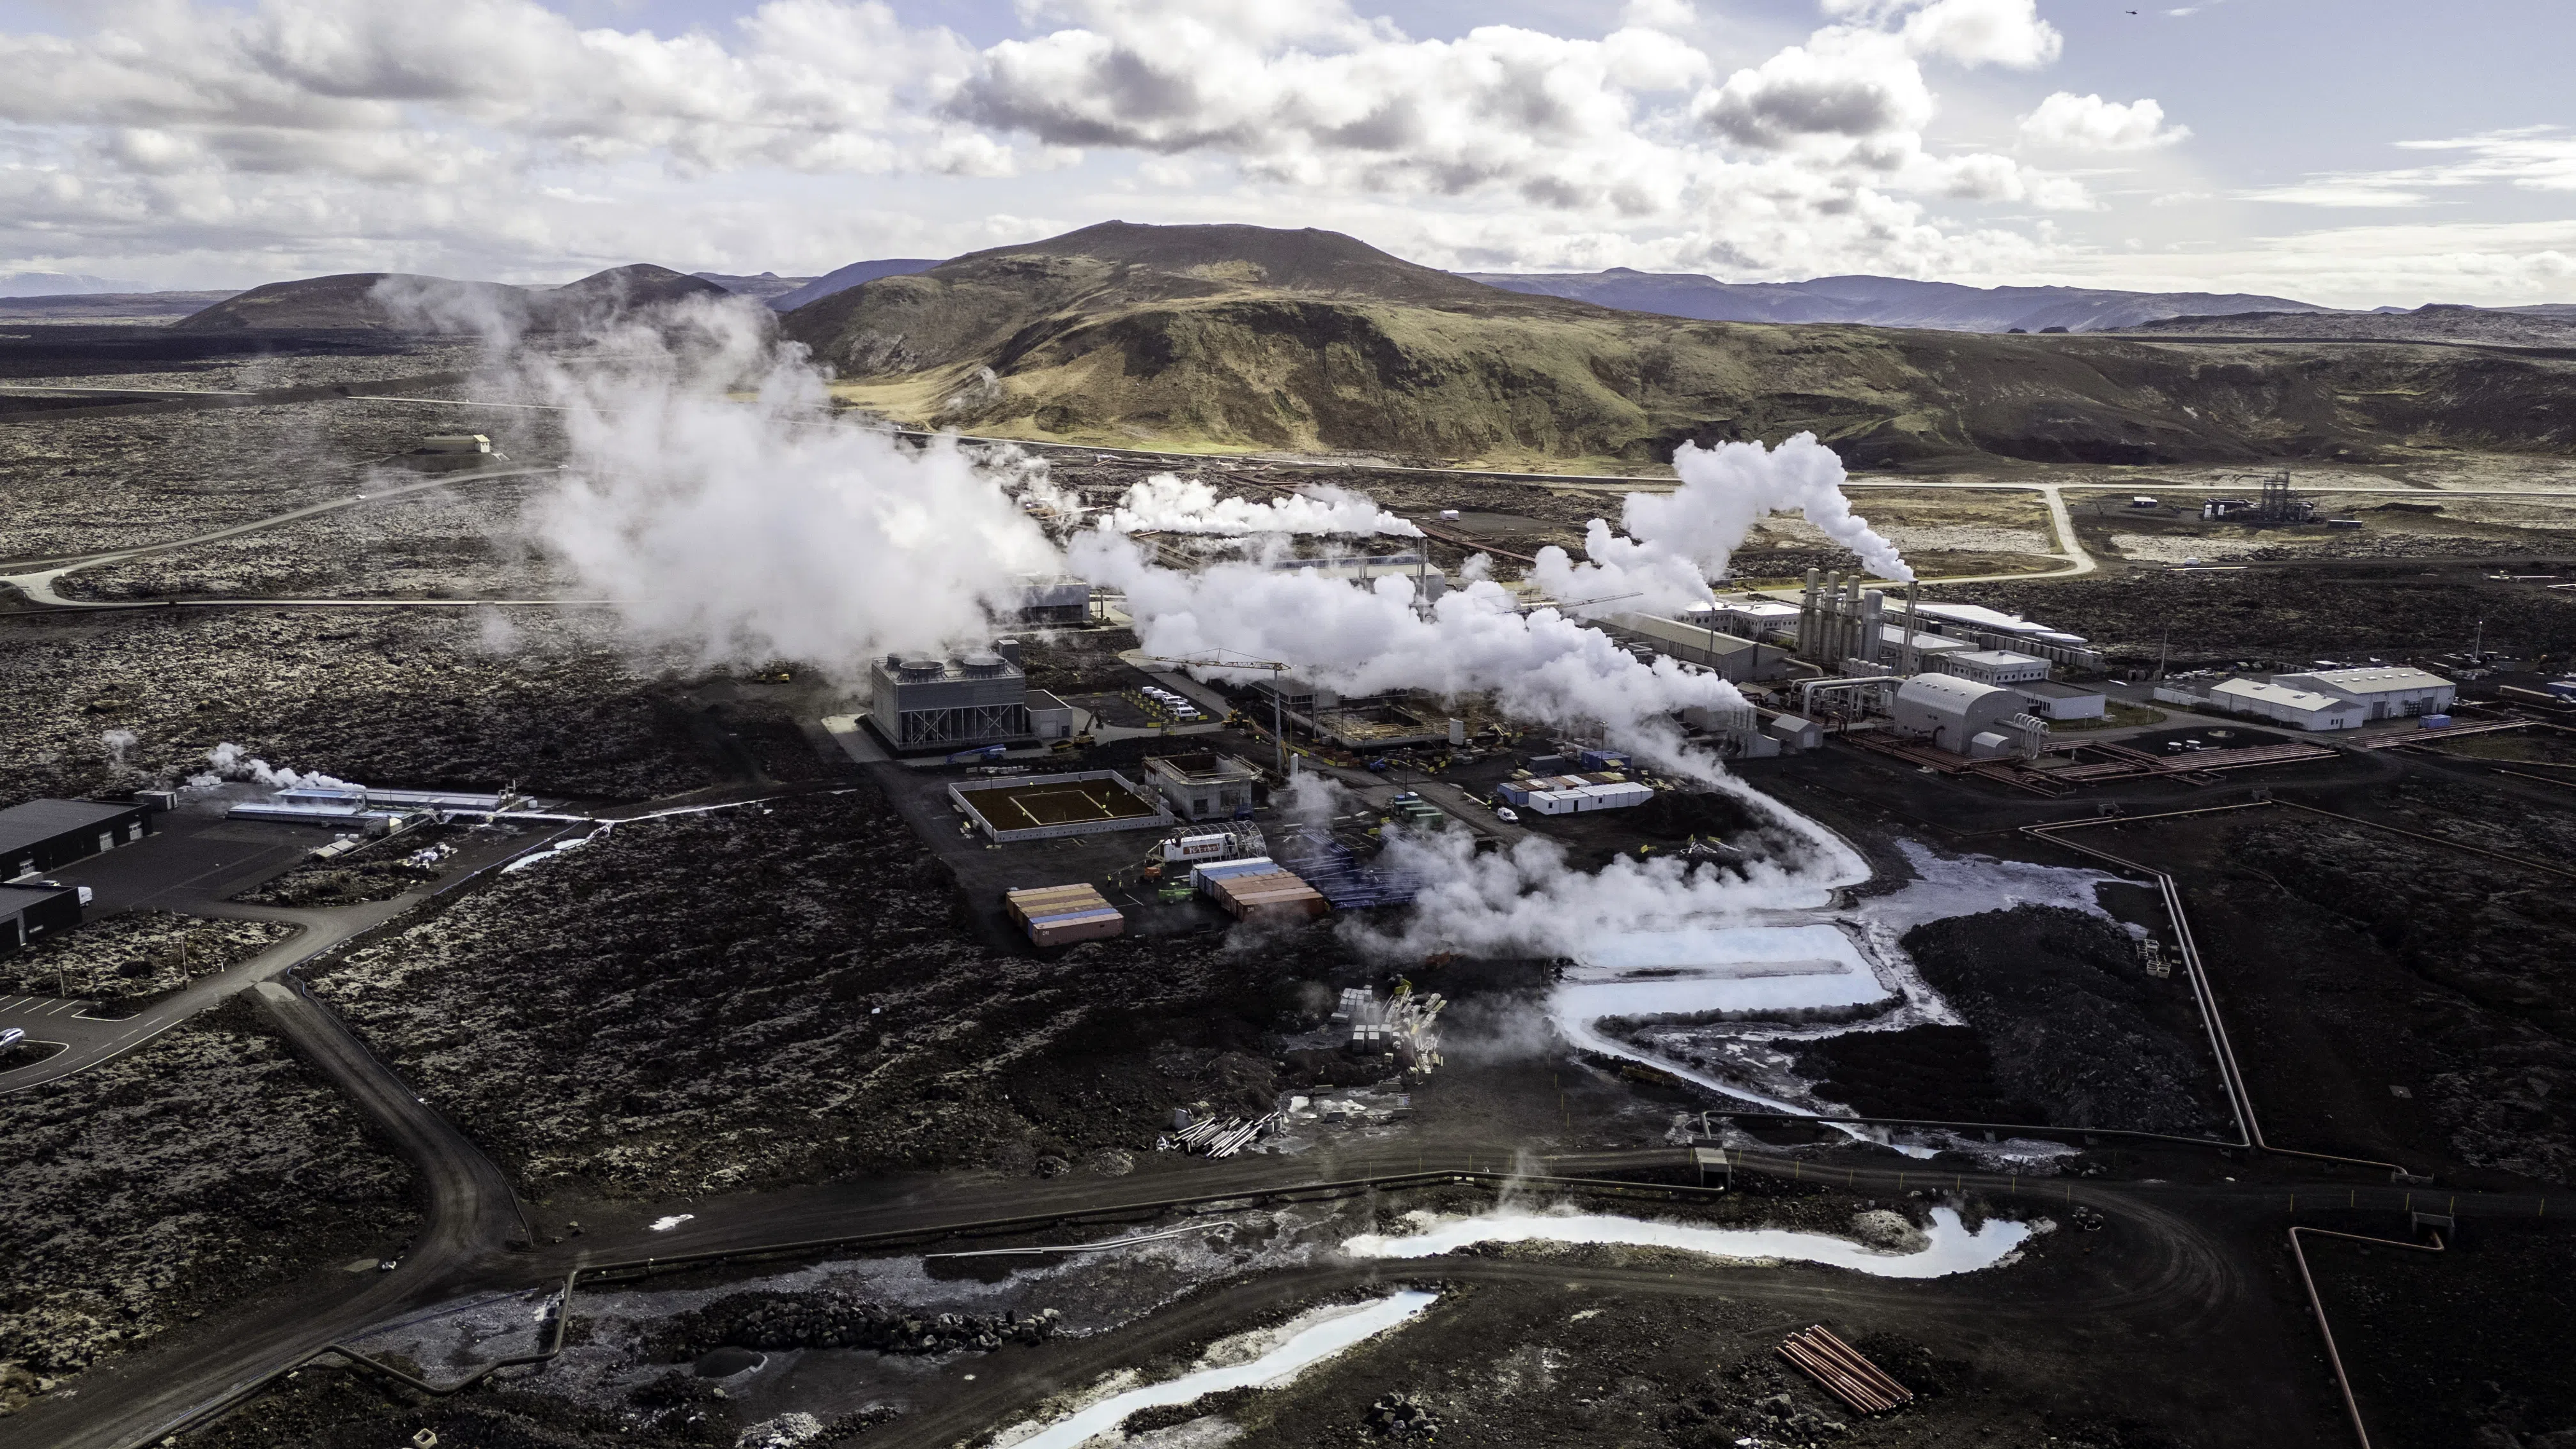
[1777,1326,1913,1414]
[1205,1112,1277,1158]
[1170,1116,1229,1151]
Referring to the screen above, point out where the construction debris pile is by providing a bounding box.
[1162,1108,1277,1158]
[650,1289,1062,1360]
[1336,986,1446,1074]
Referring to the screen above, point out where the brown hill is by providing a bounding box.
[172,264,735,335]
[780,222,2576,470]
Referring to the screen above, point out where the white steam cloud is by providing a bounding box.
[1100,474,1422,537]
[102,728,138,768]
[1071,533,1749,772]
[512,302,1063,677]
[1533,433,1913,616]
[191,742,351,792]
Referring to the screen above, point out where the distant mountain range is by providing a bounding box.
[172,264,730,333]
[0,271,149,297]
[1460,268,2334,334]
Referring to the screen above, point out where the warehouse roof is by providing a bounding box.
[2288,666,2451,693]
[2212,678,2350,712]
[0,799,138,856]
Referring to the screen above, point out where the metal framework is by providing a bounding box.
[895,702,1028,747]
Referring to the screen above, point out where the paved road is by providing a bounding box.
[0,900,401,1094]
[0,979,533,1449]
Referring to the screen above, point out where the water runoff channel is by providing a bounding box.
[989,792,2073,1448]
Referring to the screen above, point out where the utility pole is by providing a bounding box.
[2156,625,2170,682]
[2472,618,2484,664]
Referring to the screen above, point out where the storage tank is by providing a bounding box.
[1891,674,2022,753]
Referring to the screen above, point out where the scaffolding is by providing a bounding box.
[1270,824,1425,908]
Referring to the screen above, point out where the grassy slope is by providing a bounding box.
[784,224,2576,470]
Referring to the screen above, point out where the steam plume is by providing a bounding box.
[1532,433,1913,615]
[510,302,1062,678]
[1070,533,1750,772]
[192,742,351,792]
[1100,474,1422,537]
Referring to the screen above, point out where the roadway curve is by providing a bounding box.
[0,978,533,1449]
[0,898,401,1094]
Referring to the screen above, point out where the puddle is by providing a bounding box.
[996,1291,1436,1449]
[1343,1206,2026,1279]
[1548,923,1887,1116]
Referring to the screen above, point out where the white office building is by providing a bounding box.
[2209,678,2366,731]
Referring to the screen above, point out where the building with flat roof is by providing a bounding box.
[1938,649,2051,687]
[1610,611,1790,682]
[1,882,82,953]
[2209,678,2365,731]
[2271,666,2454,721]
[868,651,1034,753]
[2010,678,2107,720]
[1142,752,1263,821]
[1,799,151,881]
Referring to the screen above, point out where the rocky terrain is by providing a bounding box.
[309,790,1342,1200]
[1955,564,2576,671]
[0,390,534,562]
[0,608,721,808]
[1807,905,2227,1138]
[2230,793,2576,1184]
[54,471,566,601]
[0,998,418,1393]
[0,910,291,1002]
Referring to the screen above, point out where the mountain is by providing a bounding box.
[768,257,942,311]
[2124,303,2576,348]
[0,289,238,322]
[171,264,733,334]
[1459,268,2333,334]
[693,270,818,302]
[781,221,2576,470]
[0,272,148,297]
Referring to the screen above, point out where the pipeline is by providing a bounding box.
[2022,803,2423,1181]
[2287,1223,2447,1449]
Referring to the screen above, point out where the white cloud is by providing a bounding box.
[2018,93,2189,152]
[1897,0,2062,68]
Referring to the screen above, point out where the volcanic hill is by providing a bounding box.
[780,222,2576,470]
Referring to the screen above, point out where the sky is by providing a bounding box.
[0,0,2568,307]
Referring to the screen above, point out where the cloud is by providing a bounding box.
[2018,93,2188,152]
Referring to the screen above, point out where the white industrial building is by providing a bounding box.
[2207,678,2366,731]
[2270,666,2455,721]
[2010,679,2108,721]
[1889,674,2050,758]
[1938,650,2051,687]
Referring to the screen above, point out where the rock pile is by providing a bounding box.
[651,1290,1059,1361]
[1365,1393,1443,1438]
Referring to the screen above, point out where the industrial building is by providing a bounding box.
[1609,612,1791,682]
[2009,679,2108,720]
[1246,677,1449,751]
[1,881,82,953]
[1142,752,1262,820]
[2271,666,2456,721]
[1937,650,2051,687]
[1889,675,2050,758]
[1,799,152,881]
[2203,678,2367,731]
[1015,577,1094,625]
[1497,772,1654,815]
[869,650,1038,752]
